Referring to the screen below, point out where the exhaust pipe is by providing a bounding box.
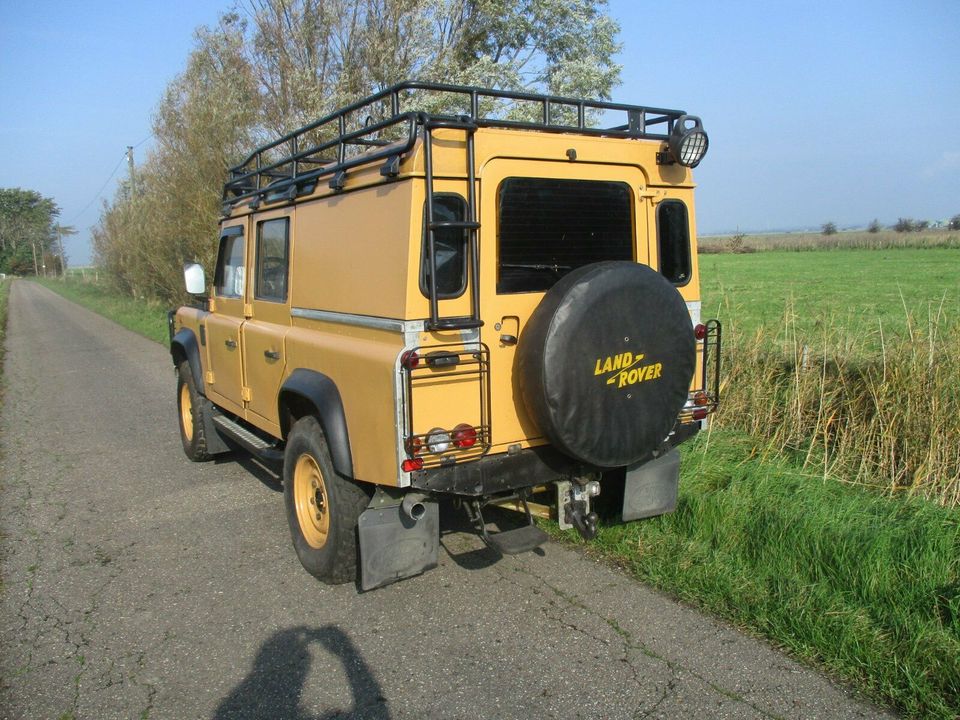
[401,492,429,521]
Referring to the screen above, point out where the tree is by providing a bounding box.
[894,217,914,233]
[0,188,61,275]
[95,0,623,303]
[867,219,881,233]
[915,219,929,232]
[950,214,960,231]
[821,221,837,236]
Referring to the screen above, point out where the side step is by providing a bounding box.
[467,497,549,555]
[212,413,284,463]
[485,524,548,555]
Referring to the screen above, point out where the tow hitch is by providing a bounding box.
[559,478,601,540]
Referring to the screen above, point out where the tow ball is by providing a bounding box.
[559,478,601,541]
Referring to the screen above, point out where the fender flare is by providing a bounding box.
[170,328,204,394]
[279,369,354,478]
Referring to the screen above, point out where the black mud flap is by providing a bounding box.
[622,448,681,522]
[358,503,439,591]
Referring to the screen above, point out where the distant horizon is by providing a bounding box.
[2,0,957,265]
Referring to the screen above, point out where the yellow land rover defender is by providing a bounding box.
[169,82,721,590]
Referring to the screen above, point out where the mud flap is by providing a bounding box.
[622,448,681,522]
[358,503,439,591]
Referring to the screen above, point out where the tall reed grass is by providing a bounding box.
[713,300,960,506]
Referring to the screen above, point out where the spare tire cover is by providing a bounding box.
[517,261,695,468]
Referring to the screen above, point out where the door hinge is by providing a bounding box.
[241,387,253,402]
[205,371,215,385]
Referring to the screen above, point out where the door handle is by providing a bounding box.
[499,334,518,346]
[264,350,281,360]
[224,339,237,349]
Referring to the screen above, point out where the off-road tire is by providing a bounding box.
[177,361,211,462]
[283,416,369,585]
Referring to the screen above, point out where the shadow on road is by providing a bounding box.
[213,625,390,720]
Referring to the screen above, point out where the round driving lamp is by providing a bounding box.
[668,115,709,168]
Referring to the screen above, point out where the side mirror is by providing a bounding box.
[184,262,206,295]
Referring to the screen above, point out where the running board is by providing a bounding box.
[212,413,284,463]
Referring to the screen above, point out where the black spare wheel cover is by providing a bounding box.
[517,261,695,468]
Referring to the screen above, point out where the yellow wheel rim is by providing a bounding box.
[180,382,194,442]
[294,453,330,549]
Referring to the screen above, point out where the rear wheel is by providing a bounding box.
[177,361,210,461]
[283,416,369,584]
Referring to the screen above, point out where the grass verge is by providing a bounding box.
[552,431,959,718]
[30,273,960,716]
[0,278,10,375]
[33,277,168,344]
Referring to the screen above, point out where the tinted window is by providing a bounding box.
[420,195,468,299]
[657,200,691,285]
[497,178,633,294]
[255,218,290,302]
[214,230,245,298]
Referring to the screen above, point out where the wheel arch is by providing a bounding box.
[279,369,354,478]
[170,328,204,394]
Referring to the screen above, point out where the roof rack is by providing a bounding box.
[222,80,687,211]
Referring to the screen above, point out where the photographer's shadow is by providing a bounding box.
[213,625,390,720]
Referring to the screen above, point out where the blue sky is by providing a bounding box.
[1,1,958,264]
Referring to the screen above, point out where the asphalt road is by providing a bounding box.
[0,281,897,720]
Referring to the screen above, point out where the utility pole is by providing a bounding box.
[57,226,67,278]
[31,241,39,276]
[126,145,136,194]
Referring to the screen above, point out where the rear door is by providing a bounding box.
[478,159,647,451]
[242,210,292,434]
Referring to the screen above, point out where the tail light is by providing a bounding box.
[405,436,423,456]
[400,350,420,369]
[401,458,424,472]
[692,408,708,421]
[425,428,452,454]
[693,391,709,407]
[694,323,707,340]
[452,423,477,448]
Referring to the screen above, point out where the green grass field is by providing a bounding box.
[699,247,960,343]
[31,251,960,718]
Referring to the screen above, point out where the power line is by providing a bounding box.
[65,151,128,226]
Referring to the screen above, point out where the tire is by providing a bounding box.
[177,361,211,462]
[517,261,696,468]
[283,416,370,585]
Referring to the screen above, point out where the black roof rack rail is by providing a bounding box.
[222,80,686,212]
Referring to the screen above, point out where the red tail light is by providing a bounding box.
[694,323,707,340]
[452,423,477,448]
[401,458,424,472]
[693,391,709,407]
[692,408,708,421]
[405,436,423,456]
[400,350,420,369]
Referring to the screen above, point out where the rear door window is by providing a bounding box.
[497,178,633,294]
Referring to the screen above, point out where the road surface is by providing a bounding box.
[0,281,896,719]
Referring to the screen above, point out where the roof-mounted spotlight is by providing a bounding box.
[660,115,709,168]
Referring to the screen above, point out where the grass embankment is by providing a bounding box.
[701,248,960,505]
[0,279,10,371]
[34,255,960,717]
[33,277,168,344]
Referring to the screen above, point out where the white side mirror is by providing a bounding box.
[184,262,206,295]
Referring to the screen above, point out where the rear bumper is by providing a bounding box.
[409,420,701,497]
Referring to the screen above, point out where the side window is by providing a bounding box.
[213,229,245,298]
[420,195,468,299]
[657,200,692,286]
[255,218,290,302]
